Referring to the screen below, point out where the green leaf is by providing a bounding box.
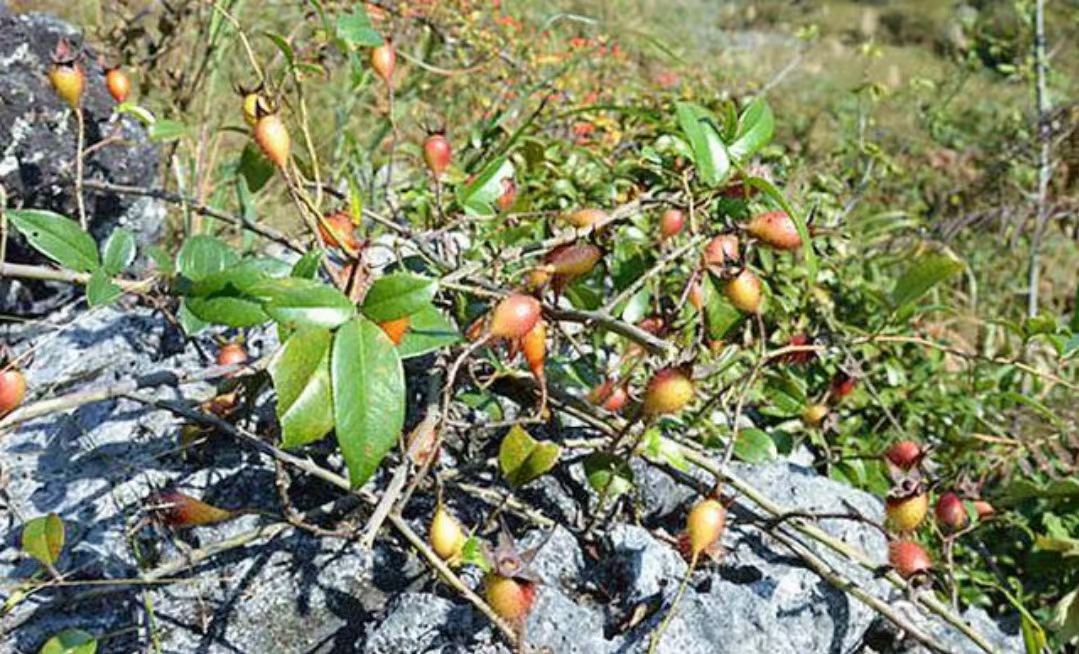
[21,513,64,568]
[176,235,238,282]
[185,258,288,328]
[177,300,208,335]
[728,97,775,162]
[148,119,187,142]
[460,536,491,572]
[675,102,730,187]
[732,427,777,463]
[8,210,99,272]
[331,317,405,488]
[498,425,562,488]
[101,228,136,275]
[1051,588,1079,646]
[640,429,689,472]
[270,327,335,448]
[336,7,382,48]
[890,251,964,310]
[145,245,174,276]
[291,250,323,279]
[264,31,295,68]
[397,303,461,359]
[250,277,356,329]
[703,272,743,340]
[38,629,97,654]
[360,274,438,322]
[86,269,122,307]
[238,142,275,193]
[744,176,817,286]
[583,454,633,499]
[456,157,515,216]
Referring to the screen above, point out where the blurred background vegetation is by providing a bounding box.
[11,0,1079,648]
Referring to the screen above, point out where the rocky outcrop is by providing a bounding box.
[0,304,1023,653]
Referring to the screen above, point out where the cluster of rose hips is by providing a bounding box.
[47,37,132,110]
[881,440,993,582]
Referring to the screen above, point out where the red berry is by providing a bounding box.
[0,369,27,417]
[745,210,802,250]
[935,493,969,532]
[485,574,536,626]
[702,234,739,268]
[686,498,726,557]
[659,209,685,239]
[254,112,291,169]
[888,540,932,579]
[830,373,857,399]
[105,67,131,103]
[489,294,541,340]
[543,243,602,278]
[520,320,546,380]
[884,440,924,470]
[642,367,694,416]
[370,41,396,83]
[589,380,627,413]
[317,211,362,252]
[973,500,995,519]
[216,342,248,368]
[497,178,517,212]
[565,208,606,229]
[423,134,452,177]
[724,269,762,314]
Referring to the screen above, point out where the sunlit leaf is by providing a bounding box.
[675,102,730,187]
[270,327,335,448]
[8,210,99,272]
[360,274,438,322]
[21,513,64,568]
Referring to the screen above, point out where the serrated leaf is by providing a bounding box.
[336,7,382,48]
[249,277,356,329]
[498,425,562,488]
[583,454,633,499]
[270,327,335,448]
[176,235,238,282]
[38,628,97,654]
[86,269,122,307]
[890,252,964,310]
[8,210,99,272]
[21,513,64,568]
[675,102,730,187]
[728,97,775,162]
[331,317,405,488]
[456,156,515,216]
[732,427,777,463]
[101,228,136,275]
[397,303,460,358]
[360,274,438,322]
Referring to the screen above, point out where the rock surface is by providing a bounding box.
[0,11,162,315]
[0,302,1023,652]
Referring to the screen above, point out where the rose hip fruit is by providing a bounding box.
[370,40,396,83]
[379,316,410,345]
[642,367,694,416]
[565,208,606,229]
[702,234,739,268]
[935,492,969,532]
[317,211,361,251]
[659,208,686,239]
[746,210,802,250]
[429,505,466,561]
[802,403,828,427]
[254,110,291,169]
[888,540,932,579]
[105,67,131,103]
[0,369,27,417]
[686,498,727,557]
[489,294,541,340]
[216,342,248,368]
[485,573,536,627]
[423,133,452,178]
[48,39,84,109]
[149,491,233,527]
[544,243,601,278]
[885,440,924,470]
[589,380,627,413]
[886,481,929,533]
[724,269,762,314]
[521,320,546,380]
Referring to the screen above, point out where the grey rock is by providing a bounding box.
[0,12,162,315]
[366,593,483,653]
[608,525,687,604]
